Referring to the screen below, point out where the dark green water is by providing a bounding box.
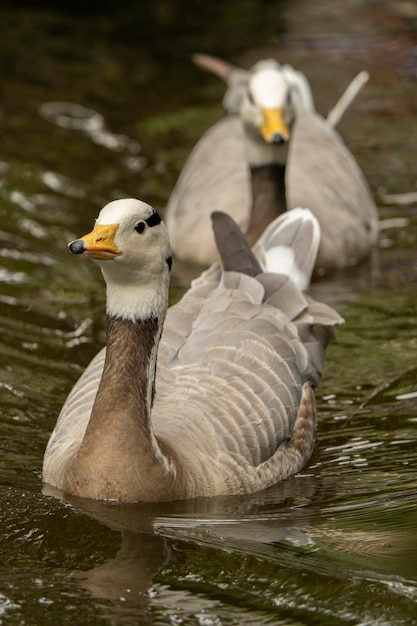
[1,1,417,624]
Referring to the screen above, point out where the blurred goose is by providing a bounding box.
[43,198,343,503]
[166,54,378,272]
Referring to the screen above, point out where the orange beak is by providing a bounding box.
[260,107,291,143]
[68,223,122,259]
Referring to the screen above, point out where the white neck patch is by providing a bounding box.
[105,279,169,322]
[243,132,288,167]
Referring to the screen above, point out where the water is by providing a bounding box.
[1,1,417,624]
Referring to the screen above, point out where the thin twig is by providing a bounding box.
[326,70,370,128]
[379,191,417,206]
[342,364,417,427]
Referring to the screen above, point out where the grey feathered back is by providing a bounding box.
[155,209,342,495]
[287,110,378,269]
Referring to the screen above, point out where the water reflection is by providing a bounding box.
[76,531,172,608]
[40,482,417,624]
[39,102,142,159]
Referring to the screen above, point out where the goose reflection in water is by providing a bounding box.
[43,476,319,614]
[42,480,417,625]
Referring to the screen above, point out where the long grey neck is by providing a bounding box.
[92,315,160,431]
[246,164,287,246]
[242,125,288,245]
[63,314,176,502]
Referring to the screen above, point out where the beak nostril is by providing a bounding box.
[69,240,86,255]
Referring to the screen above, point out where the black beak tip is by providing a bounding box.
[271,133,285,145]
[68,239,85,255]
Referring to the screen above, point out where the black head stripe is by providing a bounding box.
[145,211,162,227]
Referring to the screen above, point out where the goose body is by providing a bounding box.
[43,198,343,503]
[166,55,379,272]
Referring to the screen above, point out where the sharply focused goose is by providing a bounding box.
[166,54,379,272]
[43,198,343,503]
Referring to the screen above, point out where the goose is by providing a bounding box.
[43,198,343,503]
[166,54,379,273]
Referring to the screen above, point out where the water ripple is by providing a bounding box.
[39,101,141,154]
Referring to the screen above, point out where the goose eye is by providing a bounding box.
[135,221,146,234]
[247,89,255,105]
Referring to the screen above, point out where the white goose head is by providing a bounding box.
[69,198,171,322]
[240,60,293,145]
[238,60,316,149]
[193,54,314,147]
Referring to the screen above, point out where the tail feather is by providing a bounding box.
[256,273,308,320]
[211,211,263,277]
[211,208,321,292]
[252,208,321,291]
